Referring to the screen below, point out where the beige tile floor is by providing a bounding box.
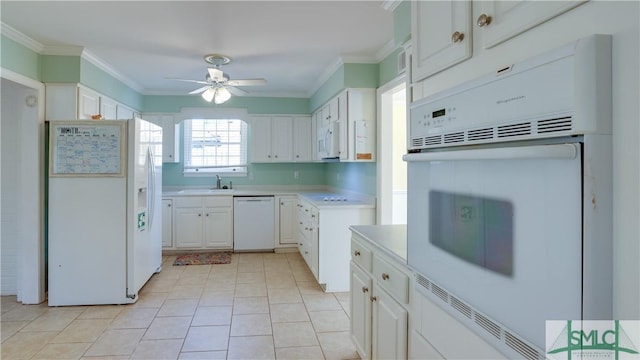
[1,252,359,360]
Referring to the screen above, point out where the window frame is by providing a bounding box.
[182,118,248,177]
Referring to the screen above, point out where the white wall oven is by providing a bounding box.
[404,35,612,358]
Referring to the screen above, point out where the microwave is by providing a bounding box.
[317,121,340,159]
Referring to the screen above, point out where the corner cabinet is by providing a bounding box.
[350,233,411,360]
[173,196,233,250]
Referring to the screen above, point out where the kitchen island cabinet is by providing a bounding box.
[298,198,375,292]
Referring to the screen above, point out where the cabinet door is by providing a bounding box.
[251,117,273,162]
[372,287,408,360]
[308,220,319,280]
[477,1,586,49]
[117,104,135,120]
[204,207,233,248]
[278,196,298,246]
[174,207,203,248]
[78,88,100,119]
[292,116,312,162]
[161,199,173,248]
[411,0,472,82]
[271,117,293,162]
[351,263,373,360]
[100,97,118,120]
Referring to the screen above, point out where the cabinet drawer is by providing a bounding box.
[351,237,372,272]
[174,197,203,208]
[204,196,233,207]
[373,255,409,304]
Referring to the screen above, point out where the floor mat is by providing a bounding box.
[172,252,232,266]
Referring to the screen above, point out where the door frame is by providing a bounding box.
[376,75,407,225]
[1,68,46,303]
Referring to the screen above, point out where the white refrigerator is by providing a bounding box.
[47,119,163,306]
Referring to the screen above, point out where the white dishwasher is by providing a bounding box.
[233,196,275,251]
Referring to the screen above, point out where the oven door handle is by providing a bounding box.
[402,143,578,162]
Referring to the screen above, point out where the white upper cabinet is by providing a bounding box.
[476,1,587,49]
[142,114,180,163]
[99,96,118,120]
[45,84,141,122]
[292,116,312,162]
[411,0,587,83]
[411,0,472,83]
[78,87,101,119]
[251,115,312,163]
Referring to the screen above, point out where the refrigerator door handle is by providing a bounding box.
[147,147,156,227]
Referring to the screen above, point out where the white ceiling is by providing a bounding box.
[1,1,395,98]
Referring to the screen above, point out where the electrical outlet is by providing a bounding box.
[294,171,299,179]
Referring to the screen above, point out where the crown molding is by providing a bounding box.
[380,0,402,12]
[306,56,344,98]
[41,45,84,56]
[81,50,144,93]
[374,39,397,63]
[0,22,44,53]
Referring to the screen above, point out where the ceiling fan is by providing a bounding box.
[167,54,267,104]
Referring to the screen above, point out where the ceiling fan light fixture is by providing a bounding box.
[214,87,232,104]
[201,87,216,102]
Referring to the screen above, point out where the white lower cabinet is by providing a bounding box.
[350,234,410,360]
[161,199,173,248]
[173,196,233,249]
[276,195,298,247]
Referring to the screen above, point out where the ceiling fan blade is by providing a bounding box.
[226,86,248,96]
[188,85,211,95]
[226,78,267,87]
[208,68,225,82]
[165,77,209,85]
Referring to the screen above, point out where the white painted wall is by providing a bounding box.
[412,0,639,320]
[1,79,22,295]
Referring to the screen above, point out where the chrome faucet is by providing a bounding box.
[215,175,222,189]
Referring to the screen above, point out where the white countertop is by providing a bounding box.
[163,186,376,209]
[349,224,407,264]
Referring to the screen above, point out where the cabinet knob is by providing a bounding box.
[451,31,464,43]
[168,154,172,158]
[268,155,272,158]
[477,13,492,27]
[305,251,309,254]
[362,286,369,293]
[296,155,300,158]
[206,213,209,217]
[275,155,278,158]
[198,213,202,217]
[354,250,361,256]
[381,273,390,280]
[167,204,171,207]
[370,296,377,302]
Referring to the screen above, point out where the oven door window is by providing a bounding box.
[406,143,582,350]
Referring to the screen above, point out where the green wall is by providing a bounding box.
[144,95,309,114]
[2,16,415,196]
[1,35,40,80]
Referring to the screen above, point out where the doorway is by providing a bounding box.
[376,77,407,225]
[1,73,46,303]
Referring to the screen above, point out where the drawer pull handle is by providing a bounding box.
[362,286,369,293]
[477,13,492,27]
[381,273,390,280]
[354,250,361,256]
[370,296,377,302]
